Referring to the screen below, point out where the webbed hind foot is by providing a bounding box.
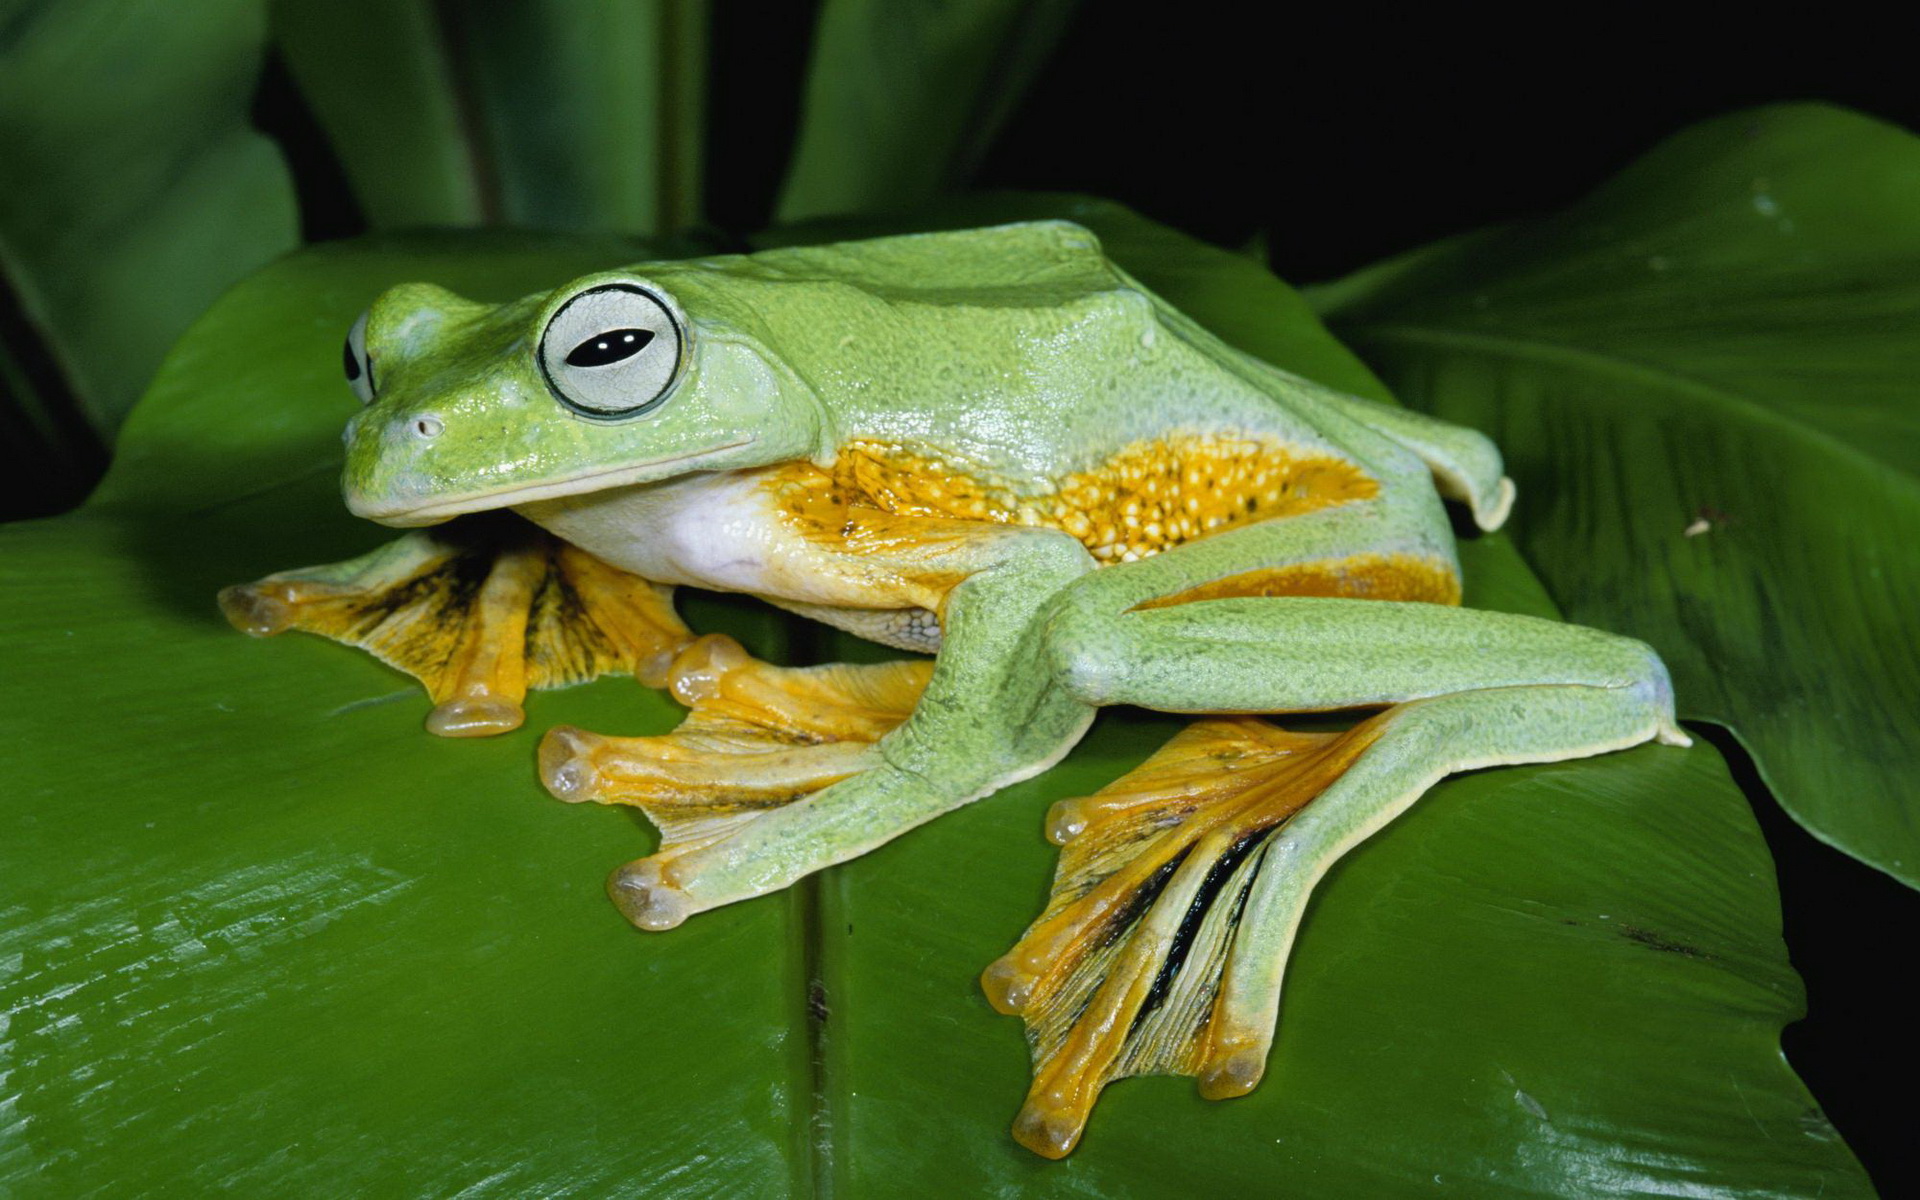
[537,636,935,916]
[982,716,1386,1158]
[219,516,692,736]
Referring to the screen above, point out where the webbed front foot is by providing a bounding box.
[220,516,692,736]
[535,636,935,927]
[982,716,1384,1159]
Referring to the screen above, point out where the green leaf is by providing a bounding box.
[272,0,707,235]
[3,232,811,1193]
[774,0,1081,223]
[0,0,299,435]
[1310,103,1920,889]
[0,207,1866,1194]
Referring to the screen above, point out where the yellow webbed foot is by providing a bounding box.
[983,716,1388,1158]
[219,516,692,736]
[538,635,933,904]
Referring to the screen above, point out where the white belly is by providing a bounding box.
[514,470,926,610]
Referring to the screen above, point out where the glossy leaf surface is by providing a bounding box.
[0,209,1867,1195]
[1312,103,1920,889]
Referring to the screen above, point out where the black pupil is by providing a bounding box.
[342,338,361,382]
[566,327,654,368]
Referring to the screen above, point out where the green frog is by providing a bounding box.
[221,221,1687,1159]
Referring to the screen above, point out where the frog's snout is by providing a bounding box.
[339,407,439,447]
[340,405,461,524]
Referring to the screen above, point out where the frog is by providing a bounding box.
[219,220,1688,1159]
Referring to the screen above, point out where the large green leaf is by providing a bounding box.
[0,0,298,437]
[0,207,1866,1194]
[272,0,706,235]
[1310,103,1920,889]
[774,0,1080,223]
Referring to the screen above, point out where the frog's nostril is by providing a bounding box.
[412,416,444,439]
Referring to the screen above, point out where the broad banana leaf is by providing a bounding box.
[1311,103,1920,890]
[0,206,1867,1195]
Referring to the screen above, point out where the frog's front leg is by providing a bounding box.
[219,517,693,735]
[596,525,1098,932]
[989,593,1689,1158]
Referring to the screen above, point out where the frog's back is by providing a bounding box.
[657,222,1359,480]
[741,220,1129,305]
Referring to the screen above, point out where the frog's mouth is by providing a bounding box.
[351,438,756,527]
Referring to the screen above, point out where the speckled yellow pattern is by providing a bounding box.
[1130,553,1462,610]
[769,434,1379,563]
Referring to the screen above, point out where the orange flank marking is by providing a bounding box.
[764,434,1379,564]
[1131,553,1462,610]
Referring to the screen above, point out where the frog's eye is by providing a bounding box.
[539,283,684,418]
[343,310,376,405]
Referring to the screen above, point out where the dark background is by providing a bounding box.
[243,7,1920,1194]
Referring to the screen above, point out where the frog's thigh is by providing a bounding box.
[219,520,692,736]
[1053,595,1678,713]
[992,598,1689,1158]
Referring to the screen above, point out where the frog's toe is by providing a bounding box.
[217,580,301,636]
[606,857,693,931]
[1196,1044,1267,1101]
[979,957,1037,1015]
[1011,1100,1084,1160]
[428,693,525,738]
[662,632,754,704]
[539,725,607,801]
[1042,797,1091,845]
[986,716,1374,1157]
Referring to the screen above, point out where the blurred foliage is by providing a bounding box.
[775,0,1080,222]
[273,0,707,234]
[0,0,1072,511]
[0,0,299,514]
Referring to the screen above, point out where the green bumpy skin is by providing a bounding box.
[232,221,1687,1160]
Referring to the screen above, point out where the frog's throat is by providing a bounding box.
[351,438,757,527]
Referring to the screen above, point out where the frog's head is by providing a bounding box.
[339,269,824,526]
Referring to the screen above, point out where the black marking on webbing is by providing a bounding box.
[525,562,609,683]
[1127,824,1278,1039]
[342,550,486,629]
[1096,845,1190,952]
[1189,846,1268,1042]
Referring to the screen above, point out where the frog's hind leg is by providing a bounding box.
[989,598,1688,1157]
[219,516,693,736]
[536,637,935,920]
